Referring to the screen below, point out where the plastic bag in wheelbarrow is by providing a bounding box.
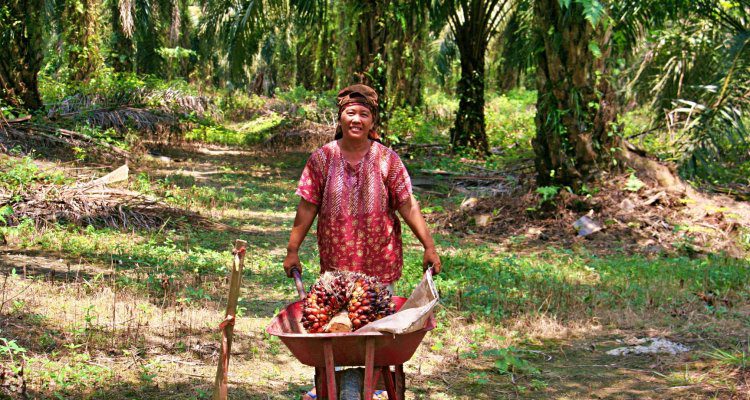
[356,268,439,335]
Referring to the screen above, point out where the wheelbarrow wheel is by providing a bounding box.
[339,368,363,400]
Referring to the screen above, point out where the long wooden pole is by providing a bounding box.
[213,239,247,400]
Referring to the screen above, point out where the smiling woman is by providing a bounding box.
[283,84,441,284]
[282,83,443,400]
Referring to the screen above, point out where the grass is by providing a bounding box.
[706,346,749,370]
[2,167,748,399]
[185,113,287,146]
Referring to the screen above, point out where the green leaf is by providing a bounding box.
[588,41,602,58]
[581,0,606,26]
[625,173,645,192]
[558,0,572,8]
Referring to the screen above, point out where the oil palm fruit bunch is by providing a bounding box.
[301,271,352,333]
[301,271,396,333]
[347,273,396,329]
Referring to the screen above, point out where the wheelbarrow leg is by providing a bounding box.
[363,338,375,400]
[395,364,406,399]
[322,340,337,400]
[381,366,399,400]
[315,368,326,399]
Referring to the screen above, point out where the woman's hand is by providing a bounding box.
[423,247,441,275]
[283,250,302,277]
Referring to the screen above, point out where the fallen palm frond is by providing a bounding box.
[47,88,217,119]
[0,166,209,232]
[262,119,333,152]
[45,88,219,139]
[0,120,131,161]
[80,107,178,136]
[4,186,191,231]
[440,171,750,258]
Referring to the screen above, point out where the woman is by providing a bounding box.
[283,83,441,284]
[283,84,441,400]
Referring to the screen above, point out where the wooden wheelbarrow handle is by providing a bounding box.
[290,267,306,300]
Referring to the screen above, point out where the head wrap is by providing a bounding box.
[335,84,380,141]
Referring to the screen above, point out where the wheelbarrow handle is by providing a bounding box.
[290,267,306,300]
[425,264,434,278]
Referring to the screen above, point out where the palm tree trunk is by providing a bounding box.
[451,6,490,155]
[63,0,103,82]
[135,0,162,75]
[0,0,45,110]
[452,45,489,153]
[334,0,357,87]
[296,30,315,89]
[387,3,427,109]
[313,0,335,90]
[532,0,620,190]
[355,0,387,95]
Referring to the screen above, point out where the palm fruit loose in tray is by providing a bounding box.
[300,271,396,333]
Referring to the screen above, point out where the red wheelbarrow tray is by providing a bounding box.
[266,296,436,367]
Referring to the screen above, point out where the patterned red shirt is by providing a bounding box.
[296,140,412,284]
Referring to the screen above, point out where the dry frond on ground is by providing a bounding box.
[0,170,211,232]
[262,120,334,153]
[441,172,750,258]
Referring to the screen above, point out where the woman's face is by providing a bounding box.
[340,104,374,141]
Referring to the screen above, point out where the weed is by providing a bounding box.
[530,379,548,391]
[387,107,441,145]
[0,156,70,194]
[0,336,27,361]
[624,172,646,192]
[536,186,560,203]
[0,205,12,225]
[139,361,161,385]
[468,371,490,385]
[660,364,706,386]
[10,299,26,314]
[400,241,750,322]
[188,113,285,146]
[706,347,748,370]
[29,352,113,394]
[262,331,282,356]
[192,388,211,399]
[484,346,540,376]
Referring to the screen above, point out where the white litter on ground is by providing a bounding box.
[606,338,690,356]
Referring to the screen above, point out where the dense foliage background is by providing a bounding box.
[1,0,748,187]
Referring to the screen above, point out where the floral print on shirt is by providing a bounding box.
[296,140,412,284]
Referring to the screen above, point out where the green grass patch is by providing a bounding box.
[26,352,114,396]
[186,113,286,146]
[0,156,71,193]
[399,238,750,321]
[485,88,536,151]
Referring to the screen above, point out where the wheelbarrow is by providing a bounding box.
[266,268,437,400]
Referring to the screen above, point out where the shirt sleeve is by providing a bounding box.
[385,150,412,209]
[296,150,324,205]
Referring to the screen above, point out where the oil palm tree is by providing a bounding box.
[531,0,692,189]
[640,0,750,181]
[431,0,515,155]
[0,0,47,110]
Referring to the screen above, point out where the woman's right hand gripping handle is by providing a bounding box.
[283,249,301,278]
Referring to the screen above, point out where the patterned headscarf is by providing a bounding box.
[335,84,380,141]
